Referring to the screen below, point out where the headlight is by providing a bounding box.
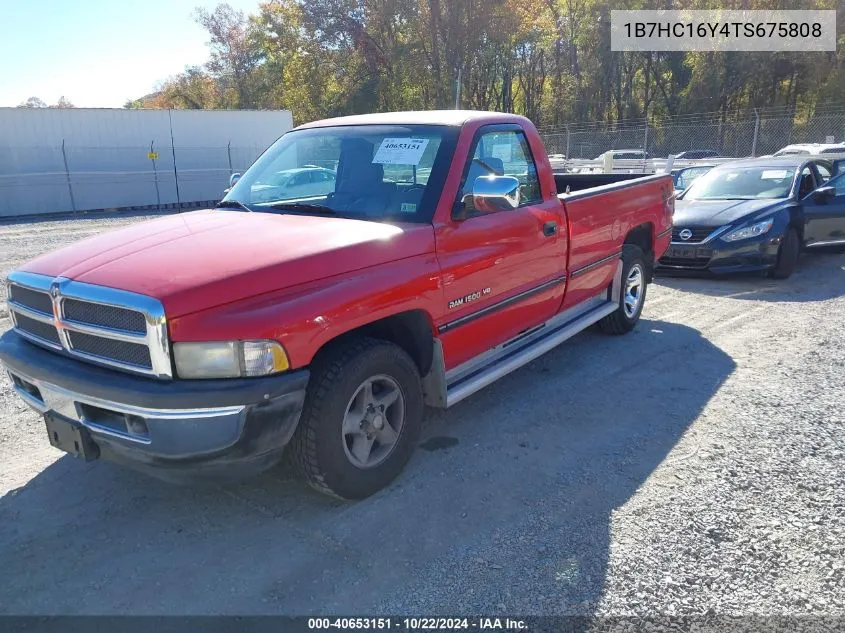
[173,340,290,379]
[722,218,774,242]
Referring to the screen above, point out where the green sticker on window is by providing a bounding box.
[400,203,417,213]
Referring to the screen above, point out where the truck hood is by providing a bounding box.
[673,198,785,226]
[21,210,435,317]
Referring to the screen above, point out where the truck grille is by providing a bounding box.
[8,284,54,314]
[6,272,171,379]
[67,331,153,367]
[63,298,147,333]
[12,312,63,346]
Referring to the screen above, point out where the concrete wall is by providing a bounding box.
[0,108,293,217]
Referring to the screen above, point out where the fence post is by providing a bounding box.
[60,139,77,213]
[168,109,181,208]
[642,110,650,173]
[565,126,571,170]
[227,141,233,175]
[751,109,760,157]
[150,140,161,210]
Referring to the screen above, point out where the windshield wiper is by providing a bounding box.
[215,199,254,212]
[265,202,337,214]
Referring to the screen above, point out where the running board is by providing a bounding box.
[444,300,618,407]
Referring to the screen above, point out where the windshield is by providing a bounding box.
[682,166,796,200]
[224,124,456,222]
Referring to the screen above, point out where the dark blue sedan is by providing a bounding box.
[658,156,845,279]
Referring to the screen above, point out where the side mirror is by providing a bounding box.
[812,186,836,204]
[468,175,521,215]
[229,172,242,188]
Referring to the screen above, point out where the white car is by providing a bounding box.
[251,167,337,203]
[595,149,651,161]
[773,143,845,157]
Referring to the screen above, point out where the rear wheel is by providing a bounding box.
[290,337,423,499]
[769,228,800,279]
[598,245,648,335]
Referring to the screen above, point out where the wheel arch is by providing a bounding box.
[312,309,436,377]
[623,222,655,278]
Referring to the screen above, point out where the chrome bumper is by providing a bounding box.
[8,369,246,457]
[1,329,310,483]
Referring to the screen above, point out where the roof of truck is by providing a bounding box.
[295,110,527,129]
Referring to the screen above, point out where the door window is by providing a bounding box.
[814,163,832,184]
[826,172,845,195]
[459,130,542,207]
[797,166,817,198]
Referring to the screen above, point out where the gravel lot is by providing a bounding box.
[0,212,843,617]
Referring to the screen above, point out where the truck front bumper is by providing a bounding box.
[0,330,309,483]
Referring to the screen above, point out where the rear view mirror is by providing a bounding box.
[229,172,242,188]
[812,186,836,204]
[470,175,521,214]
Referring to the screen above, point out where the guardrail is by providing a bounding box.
[550,152,845,175]
[549,156,742,174]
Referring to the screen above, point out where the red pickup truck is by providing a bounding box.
[1,111,672,498]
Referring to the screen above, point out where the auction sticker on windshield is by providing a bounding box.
[373,138,430,165]
[761,170,789,180]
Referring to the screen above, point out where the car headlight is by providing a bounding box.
[173,340,290,379]
[722,218,774,242]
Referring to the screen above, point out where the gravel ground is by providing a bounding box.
[0,212,843,617]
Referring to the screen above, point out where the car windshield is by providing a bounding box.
[682,166,796,200]
[223,124,455,222]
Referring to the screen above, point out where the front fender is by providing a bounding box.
[168,255,443,369]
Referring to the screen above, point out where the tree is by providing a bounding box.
[18,96,47,108]
[51,96,74,108]
[194,3,264,108]
[124,0,845,131]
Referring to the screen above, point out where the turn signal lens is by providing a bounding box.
[242,340,290,376]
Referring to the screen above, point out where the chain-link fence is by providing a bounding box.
[539,104,845,166]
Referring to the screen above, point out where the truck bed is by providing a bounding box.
[553,172,648,195]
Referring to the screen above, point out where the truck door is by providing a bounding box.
[434,125,567,369]
[803,167,845,247]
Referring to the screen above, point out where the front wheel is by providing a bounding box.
[769,227,800,279]
[598,245,648,335]
[290,337,423,499]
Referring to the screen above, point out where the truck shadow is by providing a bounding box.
[0,320,734,617]
[655,250,845,303]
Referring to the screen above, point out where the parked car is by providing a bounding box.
[673,150,720,160]
[658,156,844,278]
[671,165,715,191]
[595,149,651,161]
[773,143,845,157]
[0,111,672,499]
[249,166,337,202]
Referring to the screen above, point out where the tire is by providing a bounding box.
[769,228,800,279]
[290,337,424,499]
[598,244,648,335]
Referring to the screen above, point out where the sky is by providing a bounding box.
[0,0,261,108]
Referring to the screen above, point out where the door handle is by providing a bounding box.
[543,221,558,237]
